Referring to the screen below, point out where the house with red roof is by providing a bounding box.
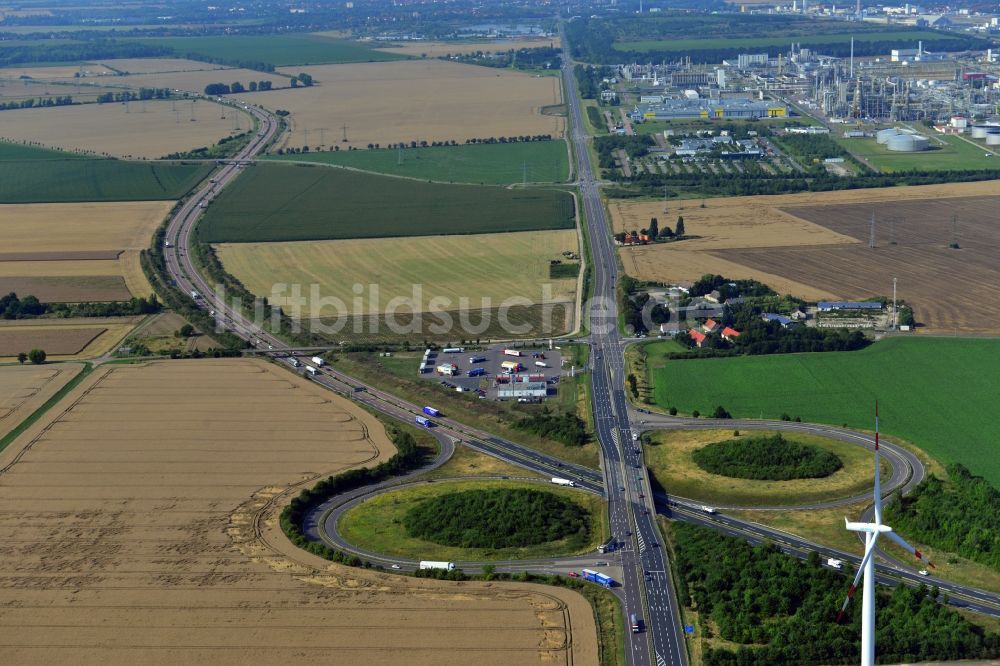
[688,328,707,347]
[721,326,741,341]
[702,318,719,333]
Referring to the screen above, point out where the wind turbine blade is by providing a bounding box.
[836,536,879,623]
[873,400,882,525]
[884,531,935,569]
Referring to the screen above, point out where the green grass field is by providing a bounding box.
[337,479,606,561]
[651,337,1000,484]
[265,140,569,185]
[128,34,405,67]
[0,152,212,203]
[0,142,89,161]
[836,133,999,172]
[616,30,948,54]
[198,163,575,243]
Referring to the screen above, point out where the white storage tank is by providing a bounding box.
[876,128,901,144]
[886,134,929,151]
[986,134,1000,146]
[971,126,989,139]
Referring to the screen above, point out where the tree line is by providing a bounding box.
[204,81,275,95]
[404,488,589,550]
[693,434,843,481]
[0,292,160,320]
[884,464,999,571]
[0,95,74,111]
[671,522,1000,665]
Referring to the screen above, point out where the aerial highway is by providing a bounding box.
[159,77,999,663]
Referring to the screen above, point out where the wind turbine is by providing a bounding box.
[837,402,935,666]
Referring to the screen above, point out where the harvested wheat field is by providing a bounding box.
[0,63,115,80]
[100,68,292,95]
[216,230,580,318]
[0,275,130,302]
[239,59,563,151]
[0,359,597,665]
[0,363,82,440]
[0,78,119,103]
[0,317,140,359]
[99,58,229,74]
[375,37,561,57]
[0,201,173,299]
[611,181,1000,332]
[0,99,248,159]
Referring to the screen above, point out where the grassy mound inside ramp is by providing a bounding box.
[692,433,843,481]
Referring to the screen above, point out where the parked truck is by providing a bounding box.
[311,356,326,367]
[422,406,440,417]
[551,477,575,487]
[419,561,455,571]
[441,347,465,354]
[415,415,432,428]
[502,348,523,357]
[468,368,486,377]
[534,361,548,368]
[468,356,486,364]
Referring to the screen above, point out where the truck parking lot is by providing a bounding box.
[417,344,566,401]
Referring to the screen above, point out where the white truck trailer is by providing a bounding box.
[827,558,843,570]
[305,365,318,376]
[419,561,455,571]
[311,356,326,367]
[551,477,576,487]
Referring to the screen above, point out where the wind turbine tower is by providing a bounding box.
[838,403,936,666]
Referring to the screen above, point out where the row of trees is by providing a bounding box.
[0,95,74,111]
[690,274,774,301]
[96,87,171,103]
[451,47,561,71]
[204,80,275,95]
[884,464,999,571]
[672,522,1000,665]
[515,407,588,447]
[15,349,46,365]
[693,433,843,481]
[615,216,686,244]
[0,292,161,320]
[594,134,654,169]
[404,488,589,550]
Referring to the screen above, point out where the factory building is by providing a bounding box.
[633,98,787,121]
[737,53,769,68]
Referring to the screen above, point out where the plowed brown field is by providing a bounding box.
[0,359,597,665]
[720,193,1000,333]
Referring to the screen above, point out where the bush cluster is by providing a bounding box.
[692,433,843,480]
[403,488,590,550]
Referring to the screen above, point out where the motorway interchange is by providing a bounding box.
[160,51,1000,666]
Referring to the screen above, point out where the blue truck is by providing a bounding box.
[415,415,433,427]
[422,406,440,417]
[581,569,616,588]
[467,368,486,377]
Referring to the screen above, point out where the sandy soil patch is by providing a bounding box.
[0,363,82,439]
[0,98,249,159]
[0,358,597,665]
[0,201,172,299]
[375,37,561,57]
[99,58,230,74]
[216,230,580,318]
[236,59,563,151]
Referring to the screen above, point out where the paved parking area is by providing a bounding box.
[417,344,565,400]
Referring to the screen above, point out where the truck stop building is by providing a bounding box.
[497,382,548,400]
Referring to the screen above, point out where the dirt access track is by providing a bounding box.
[0,358,597,665]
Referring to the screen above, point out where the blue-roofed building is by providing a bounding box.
[818,301,883,312]
[761,313,793,327]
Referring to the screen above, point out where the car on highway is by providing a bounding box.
[595,561,608,566]
[390,564,401,570]
[918,569,929,576]
[567,571,579,578]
